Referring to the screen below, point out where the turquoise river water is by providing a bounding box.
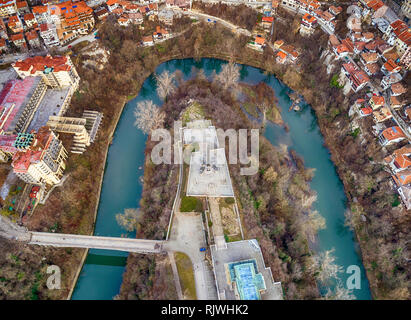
[71,58,372,300]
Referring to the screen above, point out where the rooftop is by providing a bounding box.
[25,86,70,133]
[13,55,70,74]
[302,13,316,24]
[184,123,234,198]
[0,77,43,133]
[391,82,407,95]
[381,126,405,141]
[392,169,411,186]
[211,240,283,300]
[227,259,266,300]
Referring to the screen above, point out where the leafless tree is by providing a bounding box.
[214,62,240,90]
[134,100,165,134]
[156,71,176,101]
[324,280,355,300]
[310,249,343,284]
[116,208,141,232]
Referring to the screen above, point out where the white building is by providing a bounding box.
[13,55,80,90]
[12,126,68,186]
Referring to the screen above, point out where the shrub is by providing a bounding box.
[330,74,343,89]
[224,197,235,205]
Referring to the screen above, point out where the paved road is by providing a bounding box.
[208,198,227,250]
[0,32,96,65]
[29,232,164,253]
[1,50,48,64]
[165,211,218,300]
[58,33,97,52]
[175,8,251,37]
[0,215,29,241]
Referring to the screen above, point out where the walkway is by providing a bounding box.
[175,8,251,37]
[208,198,227,250]
[168,251,184,299]
[29,232,163,253]
[165,211,218,300]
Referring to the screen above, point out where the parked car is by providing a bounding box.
[199,247,206,252]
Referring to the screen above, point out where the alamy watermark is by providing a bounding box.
[346,265,361,290]
[150,121,259,175]
[46,265,61,290]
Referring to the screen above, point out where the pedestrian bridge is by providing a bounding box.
[29,232,164,254]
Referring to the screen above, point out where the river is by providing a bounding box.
[71,58,371,300]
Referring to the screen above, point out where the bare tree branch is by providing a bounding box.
[134,100,165,134]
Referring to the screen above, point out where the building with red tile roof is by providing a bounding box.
[25,30,40,48]
[382,59,402,73]
[379,126,405,146]
[391,153,411,173]
[360,51,378,64]
[0,0,17,17]
[13,55,79,90]
[391,82,407,96]
[359,106,373,117]
[8,14,23,33]
[363,62,379,75]
[390,95,405,109]
[392,169,411,187]
[11,126,67,186]
[341,62,369,92]
[373,106,392,123]
[329,5,342,16]
[395,28,411,56]
[369,95,385,110]
[301,12,316,25]
[10,32,25,46]
[0,37,7,52]
[142,35,153,45]
[261,16,274,29]
[23,13,37,29]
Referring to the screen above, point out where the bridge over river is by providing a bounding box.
[29,232,163,254]
[0,215,163,254]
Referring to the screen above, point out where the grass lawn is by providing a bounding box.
[180,196,203,212]
[174,252,197,300]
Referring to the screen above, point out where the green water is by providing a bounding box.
[71,58,371,300]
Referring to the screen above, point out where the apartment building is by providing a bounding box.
[49,1,95,44]
[300,13,317,35]
[32,5,51,25]
[0,0,17,17]
[400,46,411,69]
[23,13,38,29]
[10,32,25,48]
[341,62,370,92]
[378,126,406,146]
[13,55,80,90]
[401,0,411,20]
[158,8,174,26]
[0,19,8,39]
[25,29,41,48]
[8,14,23,33]
[39,23,60,47]
[0,76,47,134]
[394,28,411,56]
[12,126,67,186]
